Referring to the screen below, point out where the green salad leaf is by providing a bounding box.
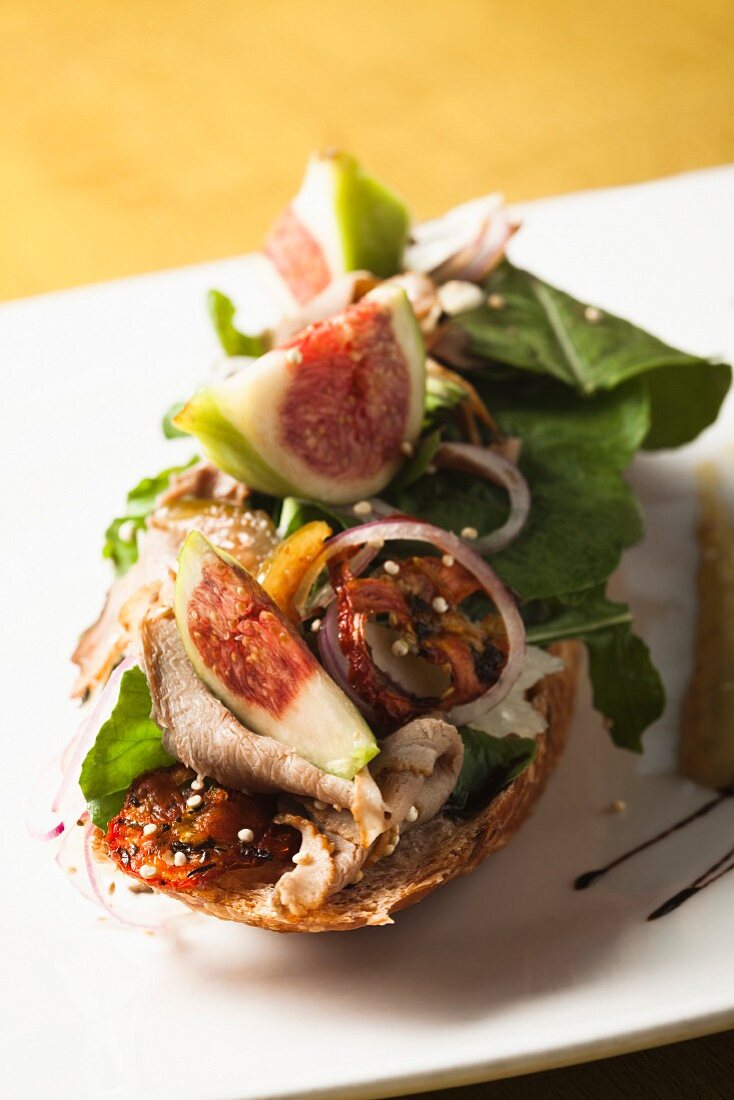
[79,667,175,830]
[455,262,730,448]
[525,587,665,750]
[208,289,269,358]
[388,429,443,492]
[449,728,537,812]
[103,456,198,575]
[391,379,648,600]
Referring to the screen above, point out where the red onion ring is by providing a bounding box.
[51,656,136,817]
[435,442,530,554]
[301,517,525,723]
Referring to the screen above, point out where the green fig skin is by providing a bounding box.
[173,285,425,506]
[329,151,410,279]
[174,531,379,780]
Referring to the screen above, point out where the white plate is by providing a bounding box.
[3,166,734,1100]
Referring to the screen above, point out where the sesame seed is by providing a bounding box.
[285,347,303,365]
[407,805,419,823]
[118,520,136,542]
[400,440,414,457]
[142,823,158,837]
[186,794,202,809]
[108,882,116,895]
[432,596,449,613]
[332,804,342,813]
[162,850,175,866]
[385,843,397,856]
[609,799,627,814]
[190,775,205,791]
[367,537,385,550]
[173,851,187,867]
[140,865,156,880]
[438,280,484,315]
[67,866,77,875]
[310,618,322,633]
[354,870,365,883]
[461,526,478,540]
[237,828,255,843]
[585,306,602,323]
[292,851,313,866]
[487,293,505,310]
[383,560,400,576]
[313,800,327,810]
[442,554,455,567]
[353,500,373,517]
[391,638,410,658]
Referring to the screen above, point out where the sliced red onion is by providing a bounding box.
[52,656,136,813]
[406,195,519,285]
[28,656,137,845]
[300,517,525,722]
[435,442,530,554]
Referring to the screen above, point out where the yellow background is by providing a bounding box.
[1,0,733,301]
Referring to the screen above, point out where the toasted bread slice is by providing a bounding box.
[161,641,581,933]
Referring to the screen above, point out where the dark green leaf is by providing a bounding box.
[449,727,536,811]
[103,456,198,576]
[458,261,717,392]
[584,625,665,752]
[79,667,175,830]
[277,497,350,539]
[388,430,443,491]
[392,379,648,599]
[642,360,732,450]
[208,289,269,358]
[525,588,632,645]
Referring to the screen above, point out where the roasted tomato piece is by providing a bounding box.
[106,764,299,891]
[332,555,508,727]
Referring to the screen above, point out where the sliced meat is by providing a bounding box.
[141,612,372,820]
[156,461,250,508]
[72,470,278,699]
[372,716,464,832]
[271,814,368,917]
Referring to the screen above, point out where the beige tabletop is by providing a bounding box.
[3,2,733,1095]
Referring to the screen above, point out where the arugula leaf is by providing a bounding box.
[388,430,443,491]
[455,262,730,446]
[585,626,665,752]
[525,588,664,750]
[642,360,732,450]
[103,457,198,576]
[449,728,536,811]
[277,497,350,539]
[392,379,648,600]
[525,588,633,645]
[79,667,175,830]
[208,289,269,358]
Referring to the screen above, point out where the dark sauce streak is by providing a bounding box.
[648,843,734,920]
[575,788,734,919]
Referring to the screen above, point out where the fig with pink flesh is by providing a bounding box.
[263,150,409,306]
[174,284,425,504]
[174,531,378,779]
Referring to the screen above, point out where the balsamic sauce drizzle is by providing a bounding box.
[574,788,734,919]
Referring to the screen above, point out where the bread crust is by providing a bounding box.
[160,641,582,933]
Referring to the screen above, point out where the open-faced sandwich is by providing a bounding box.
[40,151,731,932]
